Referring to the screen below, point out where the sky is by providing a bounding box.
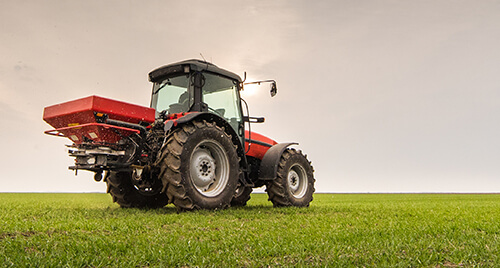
[1,0,499,193]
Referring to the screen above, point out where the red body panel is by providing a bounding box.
[43,95,156,144]
[43,95,156,127]
[245,130,277,160]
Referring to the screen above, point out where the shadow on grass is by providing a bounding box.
[226,204,322,217]
[132,203,320,216]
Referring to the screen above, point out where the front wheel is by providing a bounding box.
[266,149,315,207]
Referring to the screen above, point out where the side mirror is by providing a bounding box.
[243,79,277,97]
[270,81,277,97]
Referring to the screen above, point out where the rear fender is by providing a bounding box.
[164,112,242,151]
[163,112,200,132]
[258,142,298,181]
[164,112,250,185]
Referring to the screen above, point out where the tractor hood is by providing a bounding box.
[245,131,278,160]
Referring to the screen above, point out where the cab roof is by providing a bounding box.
[148,59,242,83]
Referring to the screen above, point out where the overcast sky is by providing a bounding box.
[1,0,499,193]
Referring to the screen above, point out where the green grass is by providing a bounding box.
[1,193,499,267]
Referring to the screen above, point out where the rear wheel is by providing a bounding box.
[158,120,240,210]
[266,149,315,207]
[105,171,168,208]
[231,184,252,207]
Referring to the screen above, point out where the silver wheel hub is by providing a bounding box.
[191,149,216,191]
[287,164,308,198]
[189,140,230,197]
[288,170,300,192]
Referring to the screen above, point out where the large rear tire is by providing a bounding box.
[158,120,240,210]
[105,171,168,208]
[266,149,315,207]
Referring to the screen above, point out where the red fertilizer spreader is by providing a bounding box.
[43,95,155,144]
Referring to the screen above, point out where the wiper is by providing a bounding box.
[153,83,166,94]
[153,80,171,94]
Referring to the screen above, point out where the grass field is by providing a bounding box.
[1,193,499,267]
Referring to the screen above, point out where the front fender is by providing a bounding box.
[258,142,298,181]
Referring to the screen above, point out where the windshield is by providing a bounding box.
[202,73,242,134]
[151,75,192,114]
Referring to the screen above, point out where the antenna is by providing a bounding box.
[200,53,207,62]
[199,53,210,71]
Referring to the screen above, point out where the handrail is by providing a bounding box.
[44,123,140,138]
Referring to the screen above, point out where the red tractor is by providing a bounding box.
[43,59,315,210]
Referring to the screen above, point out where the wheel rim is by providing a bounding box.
[287,163,308,198]
[189,140,230,197]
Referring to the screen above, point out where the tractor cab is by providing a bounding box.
[149,60,245,143]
